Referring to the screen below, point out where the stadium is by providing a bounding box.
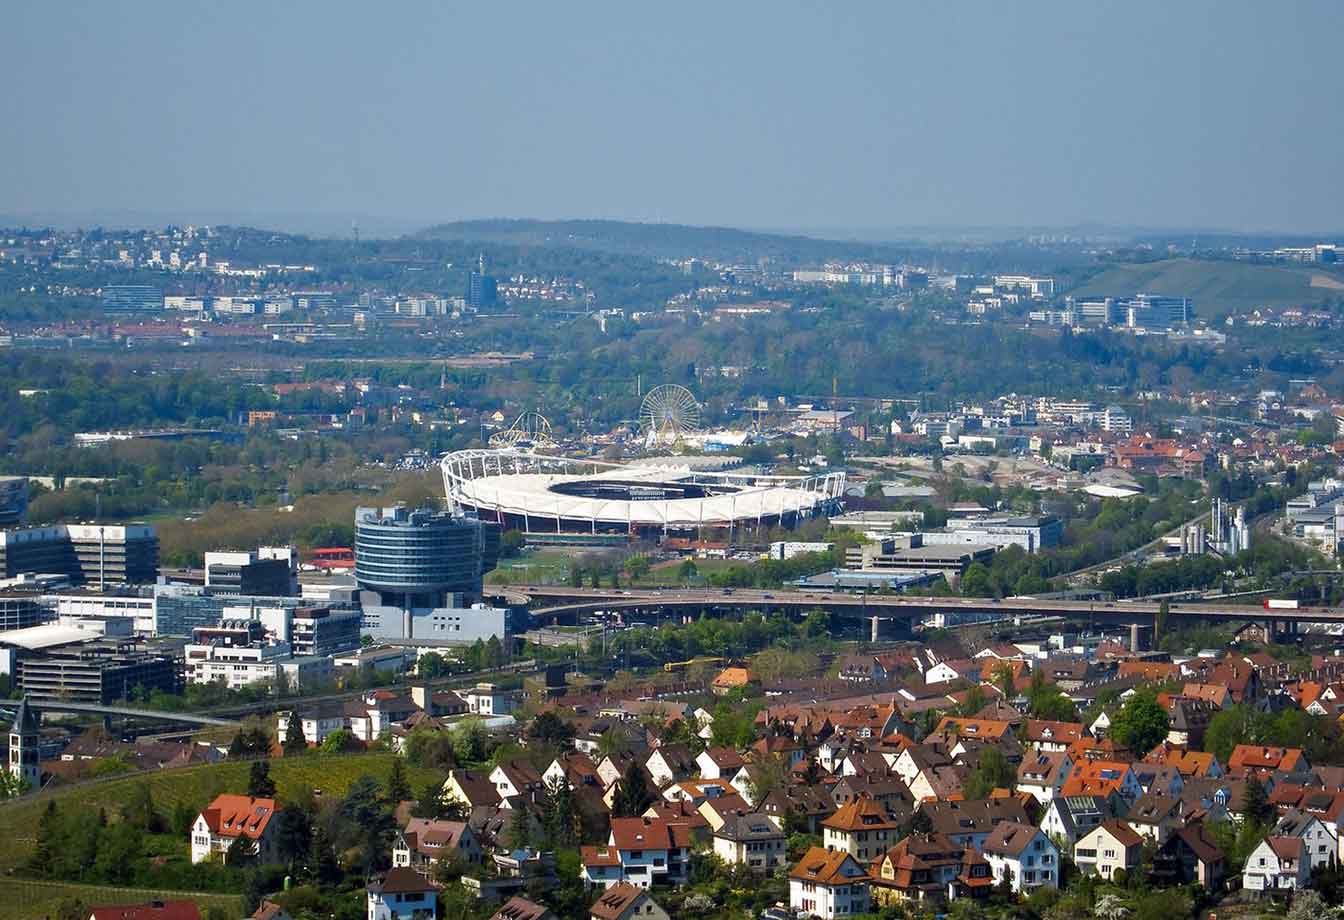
[440,449,845,542]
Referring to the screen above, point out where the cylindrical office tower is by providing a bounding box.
[354,505,497,604]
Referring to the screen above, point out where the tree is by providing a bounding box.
[30,800,58,876]
[247,761,277,799]
[529,710,576,747]
[273,807,312,869]
[1107,689,1168,757]
[993,662,1016,700]
[1093,893,1130,920]
[1244,773,1274,826]
[612,762,654,817]
[320,728,354,754]
[121,781,161,832]
[385,756,412,804]
[308,823,341,884]
[504,805,534,851]
[541,775,578,848]
[226,832,256,867]
[963,747,1015,799]
[282,711,306,756]
[418,652,449,679]
[449,717,488,764]
[745,754,791,805]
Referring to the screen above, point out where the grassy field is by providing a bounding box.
[6,879,243,920]
[0,752,441,874]
[1071,257,1344,319]
[642,557,746,585]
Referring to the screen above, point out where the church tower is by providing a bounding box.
[8,696,39,792]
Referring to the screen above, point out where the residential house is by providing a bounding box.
[1016,751,1073,806]
[367,867,438,920]
[695,747,744,781]
[1124,794,1184,845]
[1227,745,1308,780]
[759,785,836,834]
[392,818,481,875]
[645,745,697,788]
[711,811,787,872]
[190,795,279,865]
[1074,821,1143,880]
[982,821,1059,893]
[1023,720,1084,754]
[443,770,503,810]
[822,796,903,862]
[1273,809,1337,872]
[867,834,993,905]
[491,760,545,802]
[1132,763,1185,798]
[921,798,1031,853]
[789,846,871,919]
[1153,824,1225,889]
[1243,836,1310,893]
[488,896,557,920]
[1041,795,1110,847]
[1143,743,1222,779]
[1059,760,1143,805]
[579,817,692,889]
[1167,700,1219,749]
[589,883,670,920]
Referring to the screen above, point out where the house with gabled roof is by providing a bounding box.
[789,846,870,919]
[694,746,744,781]
[1153,824,1225,889]
[867,834,992,906]
[443,769,503,810]
[367,867,437,920]
[1023,720,1084,753]
[982,821,1059,893]
[580,817,692,889]
[190,794,279,864]
[921,798,1031,852]
[712,810,787,871]
[589,882,669,920]
[1016,751,1073,805]
[1273,809,1337,872]
[392,817,481,876]
[488,896,557,920]
[822,795,903,862]
[1040,795,1110,847]
[1243,836,1310,892]
[759,784,836,834]
[491,759,545,802]
[1124,794,1184,845]
[1228,745,1309,780]
[1059,760,1142,804]
[645,744,696,788]
[1074,820,1142,880]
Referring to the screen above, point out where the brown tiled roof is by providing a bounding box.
[590,882,649,920]
[789,846,868,886]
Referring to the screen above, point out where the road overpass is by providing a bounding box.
[496,585,1342,637]
[0,700,239,732]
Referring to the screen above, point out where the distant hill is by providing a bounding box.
[414,218,923,266]
[1070,257,1344,319]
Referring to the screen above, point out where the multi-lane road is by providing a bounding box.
[498,584,1343,627]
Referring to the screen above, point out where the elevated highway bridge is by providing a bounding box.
[494,585,1340,638]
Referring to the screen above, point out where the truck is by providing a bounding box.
[1264,599,1300,610]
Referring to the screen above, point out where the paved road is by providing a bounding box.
[507,584,1337,625]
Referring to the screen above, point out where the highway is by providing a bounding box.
[496,584,1344,627]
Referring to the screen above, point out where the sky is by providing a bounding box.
[4,1,1342,236]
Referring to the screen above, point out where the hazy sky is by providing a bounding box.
[5,1,1341,235]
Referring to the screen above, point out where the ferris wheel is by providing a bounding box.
[489,411,557,451]
[639,384,702,445]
